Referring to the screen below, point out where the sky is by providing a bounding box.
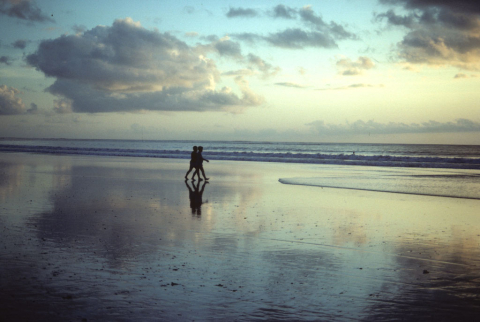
[1,0,480,144]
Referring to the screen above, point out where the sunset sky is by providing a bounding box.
[1,0,480,144]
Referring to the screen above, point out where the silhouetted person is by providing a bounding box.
[185,179,207,216]
[185,146,198,179]
[192,146,209,181]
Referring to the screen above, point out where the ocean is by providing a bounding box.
[2,138,480,200]
[1,138,480,169]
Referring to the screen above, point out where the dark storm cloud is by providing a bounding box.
[26,18,263,113]
[307,119,480,135]
[226,7,258,18]
[0,0,54,22]
[376,0,480,69]
[12,39,27,49]
[0,85,26,115]
[380,0,480,15]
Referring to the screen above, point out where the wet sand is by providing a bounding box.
[1,152,480,321]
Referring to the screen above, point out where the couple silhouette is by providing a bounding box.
[185,146,209,181]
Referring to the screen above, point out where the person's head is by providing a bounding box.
[193,146,197,151]
[198,146,203,152]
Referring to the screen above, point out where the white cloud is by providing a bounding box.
[275,82,308,89]
[27,18,264,113]
[336,57,375,76]
[307,119,480,135]
[0,85,26,115]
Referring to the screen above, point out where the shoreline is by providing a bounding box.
[1,152,480,321]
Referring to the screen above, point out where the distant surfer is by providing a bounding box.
[185,146,198,179]
[192,146,209,181]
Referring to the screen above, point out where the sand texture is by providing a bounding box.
[1,152,480,321]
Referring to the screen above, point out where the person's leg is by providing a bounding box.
[185,165,194,178]
[200,166,209,180]
[192,167,199,181]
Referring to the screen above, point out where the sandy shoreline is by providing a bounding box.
[1,152,480,321]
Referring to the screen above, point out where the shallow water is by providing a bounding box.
[1,153,480,321]
[280,166,480,199]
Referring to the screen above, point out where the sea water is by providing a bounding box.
[1,138,480,169]
[1,138,480,199]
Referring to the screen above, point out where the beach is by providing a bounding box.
[1,152,480,321]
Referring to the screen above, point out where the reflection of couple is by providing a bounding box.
[185,180,207,216]
[185,146,209,181]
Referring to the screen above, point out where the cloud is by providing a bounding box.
[12,39,27,49]
[0,55,13,65]
[214,38,242,58]
[454,73,478,79]
[376,0,480,70]
[247,54,280,78]
[380,0,480,15]
[72,24,87,34]
[185,31,199,37]
[307,119,480,135]
[299,6,357,40]
[226,7,258,18]
[270,4,296,19]
[26,102,39,114]
[0,85,26,115]
[275,82,308,88]
[374,9,418,28]
[0,0,54,22]
[195,37,280,78]
[222,69,256,77]
[230,5,356,49]
[265,28,338,49]
[53,98,73,114]
[316,83,383,90]
[26,18,263,113]
[336,56,375,75]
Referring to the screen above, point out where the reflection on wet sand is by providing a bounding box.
[1,153,480,321]
[0,161,24,202]
[185,179,207,216]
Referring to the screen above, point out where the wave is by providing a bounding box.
[1,143,480,169]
